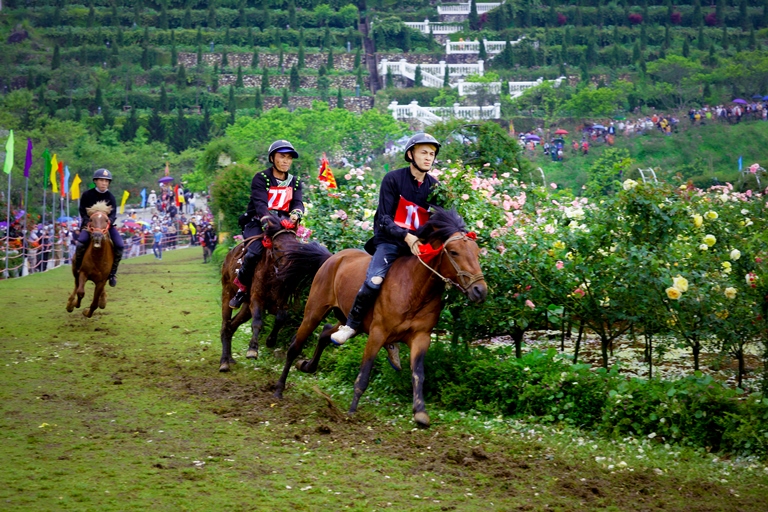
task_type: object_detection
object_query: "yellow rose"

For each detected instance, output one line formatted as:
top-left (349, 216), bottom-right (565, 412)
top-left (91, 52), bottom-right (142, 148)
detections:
top-left (705, 211), bottom-right (719, 220)
top-left (692, 214), bottom-right (703, 228)
top-left (672, 276), bottom-right (689, 292)
top-left (724, 287), bottom-right (737, 299)
top-left (666, 287), bottom-right (682, 300)
top-left (715, 310), bottom-right (730, 319)
top-left (703, 234), bottom-right (717, 247)
top-left (553, 241), bottom-right (566, 250)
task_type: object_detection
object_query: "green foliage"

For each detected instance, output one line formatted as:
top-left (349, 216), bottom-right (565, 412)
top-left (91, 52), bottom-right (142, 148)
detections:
top-left (584, 148), bottom-right (633, 196)
top-left (210, 163), bottom-right (254, 233)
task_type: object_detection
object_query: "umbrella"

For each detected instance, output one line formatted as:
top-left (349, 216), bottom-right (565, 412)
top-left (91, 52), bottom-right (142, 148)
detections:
top-left (524, 134), bottom-right (541, 141)
top-left (123, 220), bottom-right (139, 228)
top-left (732, 98), bottom-right (748, 104)
top-left (158, 176), bottom-right (174, 184)
top-left (57, 216), bottom-right (73, 222)
top-left (552, 137), bottom-right (565, 144)
top-left (762, 96), bottom-right (768, 101)
top-left (554, 129), bottom-right (569, 135)
top-left (14, 210), bottom-right (25, 220)
top-left (137, 220), bottom-right (150, 226)
top-left (592, 124), bottom-right (606, 130)
top-left (752, 94), bottom-right (764, 99)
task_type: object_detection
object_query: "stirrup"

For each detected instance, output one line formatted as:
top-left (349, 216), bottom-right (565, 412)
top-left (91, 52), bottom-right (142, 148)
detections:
top-left (384, 343), bottom-right (402, 372)
top-left (330, 325), bottom-right (356, 346)
top-left (229, 289), bottom-right (248, 309)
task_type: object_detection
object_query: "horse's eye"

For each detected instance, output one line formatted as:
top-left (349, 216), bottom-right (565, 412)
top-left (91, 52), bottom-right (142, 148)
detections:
top-left (450, 250), bottom-right (459, 257)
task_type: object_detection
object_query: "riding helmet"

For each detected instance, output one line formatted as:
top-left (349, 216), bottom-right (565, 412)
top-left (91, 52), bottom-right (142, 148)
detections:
top-left (404, 133), bottom-right (441, 163)
top-left (268, 140), bottom-right (299, 163)
top-left (93, 168), bottom-right (113, 181)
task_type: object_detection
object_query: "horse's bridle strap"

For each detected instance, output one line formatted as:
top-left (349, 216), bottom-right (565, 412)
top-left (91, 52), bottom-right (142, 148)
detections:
top-left (416, 233), bottom-right (485, 293)
top-left (87, 212), bottom-right (111, 236)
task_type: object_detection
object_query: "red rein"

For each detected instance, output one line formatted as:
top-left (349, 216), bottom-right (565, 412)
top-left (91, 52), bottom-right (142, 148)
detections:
top-left (88, 213), bottom-right (111, 236)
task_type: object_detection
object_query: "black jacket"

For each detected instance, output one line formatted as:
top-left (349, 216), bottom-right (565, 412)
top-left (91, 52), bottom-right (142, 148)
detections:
top-left (242, 167), bottom-right (304, 232)
top-left (79, 188), bottom-right (118, 229)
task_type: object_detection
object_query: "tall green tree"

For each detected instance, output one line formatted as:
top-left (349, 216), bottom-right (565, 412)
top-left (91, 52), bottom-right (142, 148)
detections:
top-left (159, 83), bottom-right (169, 113)
top-left (468, 0), bottom-right (479, 30)
top-left (414, 65), bottom-right (423, 87)
top-left (147, 107), bottom-right (165, 143)
top-left (252, 48), bottom-right (260, 69)
top-left (51, 44), bottom-right (61, 70)
top-left (336, 87), bottom-right (344, 109)
top-left (236, 65), bottom-right (244, 88)
top-left (281, 88), bottom-right (290, 107)
top-left (261, 67), bottom-right (270, 93)
top-left (120, 107), bottom-right (139, 142)
top-left (254, 89), bottom-right (263, 113)
top-left (289, 65), bottom-right (300, 92)
top-left (177, 64), bottom-right (187, 89)
top-left (169, 108), bottom-right (189, 153)
top-left (327, 48), bottom-right (334, 70)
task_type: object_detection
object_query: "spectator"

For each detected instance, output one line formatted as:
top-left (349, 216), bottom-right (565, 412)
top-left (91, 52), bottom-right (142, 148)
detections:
top-left (152, 227), bottom-right (163, 260)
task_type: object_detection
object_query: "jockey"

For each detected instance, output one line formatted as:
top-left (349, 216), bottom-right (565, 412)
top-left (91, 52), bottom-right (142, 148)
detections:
top-left (331, 132), bottom-right (441, 347)
top-left (229, 139), bottom-right (305, 309)
top-left (73, 168), bottom-right (124, 287)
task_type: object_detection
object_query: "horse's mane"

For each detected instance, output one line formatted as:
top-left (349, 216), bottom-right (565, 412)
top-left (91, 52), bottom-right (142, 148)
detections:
top-left (86, 201), bottom-right (113, 217)
top-left (415, 207), bottom-right (467, 244)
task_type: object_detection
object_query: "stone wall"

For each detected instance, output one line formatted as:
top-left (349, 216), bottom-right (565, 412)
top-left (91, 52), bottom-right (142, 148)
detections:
top-left (260, 95), bottom-right (374, 114)
top-left (178, 52), bottom-right (361, 71)
top-left (218, 74), bottom-right (370, 90)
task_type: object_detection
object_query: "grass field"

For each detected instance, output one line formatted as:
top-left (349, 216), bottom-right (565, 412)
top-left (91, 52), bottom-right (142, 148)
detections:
top-left (2, 248), bottom-right (768, 511)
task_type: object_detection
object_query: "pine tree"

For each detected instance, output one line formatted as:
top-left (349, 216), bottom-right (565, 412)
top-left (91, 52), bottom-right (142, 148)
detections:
top-left (177, 64), bottom-right (187, 89)
top-left (322, 27), bottom-right (331, 50)
top-left (288, 0), bottom-right (296, 27)
top-left (159, 2), bottom-right (168, 29)
top-left (749, 26), bottom-right (757, 49)
top-left (716, 0), bottom-right (725, 23)
top-left (336, 88), bottom-right (343, 109)
top-left (51, 44), bottom-right (60, 70)
top-left (290, 65), bottom-right (300, 92)
top-left (225, 27), bottom-right (231, 46)
top-left (722, 26), bottom-right (729, 50)
top-left (403, 28), bottom-right (411, 53)
top-left (198, 104), bottom-right (211, 142)
top-left (109, 43), bottom-right (120, 68)
top-left (327, 48), bottom-right (334, 70)
top-left (356, 66), bottom-right (364, 87)
top-left (254, 89), bottom-right (263, 112)
top-left (708, 43), bottom-right (717, 66)
top-left (468, 0), bottom-right (479, 30)
top-left (698, 24), bottom-right (706, 51)
top-left (386, 68), bottom-right (394, 88)
top-left (262, 6), bottom-right (271, 29)
top-left (159, 83), bottom-right (169, 113)
top-left (261, 67), bottom-right (270, 93)
top-left (227, 86), bottom-right (236, 124)
top-left (692, 0), bottom-right (702, 28)
top-left (208, 2), bottom-right (217, 29)
top-left (197, 45), bottom-right (203, 68)
top-left (196, 27), bottom-right (202, 46)
top-left (183, 6), bottom-right (192, 29)
top-left (354, 47), bottom-right (361, 69)
top-left (221, 49), bottom-right (228, 68)
top-left (559, 61), bottom-right (566, 77)
top-left (317, 76), bottom-right (330, 101)
top-left (683, 38), bottom-right (690, 58)
top-left (87, 2), bottom-right (95, 28)
top-left (171, 44), bottom-right (178, 68)
top-left (739, 0), bottom-right (749, 31)
top-left (297, 42), bottom-right (305, 69)
top-left (251, 48), bottom-right (259, 70)
top-left (640, 24), bottom-right (647, 51)
top-left (281, 88), bottom-right (290, 107)
top-left (279, 46), bottom-right (284, 72)
top-left (120, 107), bottom-right (139, 142)
top-left (169, 108), bottom-right (189, 153)
top-left (318, 64), bottom-right (327, 77)
top-left (141, 46), bottom-right (150, 70)
top-left (478, 39), bottom-right (487, 61)
top-left (238, 0), bottom-right (247, 27)
top-left (414, 65), bottom-right (423, 87)
top-left (443, 65), bottom-right (450, 87)
top-left (102, 103), bottom-right (114, 128)
top-left (632, 41), bottom-right (640, 63)
top-left (664, 24), bottom-right (671, 49)
top-left (236, 65), bottom-right (244, 88)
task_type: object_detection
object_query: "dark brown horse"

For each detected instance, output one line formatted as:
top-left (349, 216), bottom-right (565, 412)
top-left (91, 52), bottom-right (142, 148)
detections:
top-left (66, 202), bottom-right (114, 318)
top-left (219, 216), bottom-right (332, 372)
top-left (275, 208), bottom-right (488, 427)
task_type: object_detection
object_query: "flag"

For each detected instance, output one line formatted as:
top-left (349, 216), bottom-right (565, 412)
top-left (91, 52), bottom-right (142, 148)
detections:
top-left (384, 163), bottom-right (390, 172)
top-left (119, 190), bottom-right (130, 214)
top-left (3, 129), bottom-right (13, 174)
top-left (174, 184), bottom-right (180, 207)
top-left (70, 173), bottom-right (82, 200)
top-left (50, 154), bottom-right (59, 193)
top-left (42, 148), bottom-right (51, 188)
top-left (317, 152), bottom-right (337, 189)
top-left (738, 155), bottom-right (743, 171)
top-left (165, 161), bottom-right (170, 176)
top-left (23, 138), bottom-right (32, 178)
top-left (140, 188), bottom-right (147, 208)
top-left (64, 165), bottom-right (71, 197)
top-left (58, 161), bottom-right (65, 197)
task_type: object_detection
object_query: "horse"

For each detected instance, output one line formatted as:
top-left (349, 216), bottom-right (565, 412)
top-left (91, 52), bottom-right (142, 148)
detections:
top-left (274, 208), bottom-right (488, 427)
top-left (219, 215), bottom-right (332, 372)
top-left (66, 201), bottom-right (114, 318)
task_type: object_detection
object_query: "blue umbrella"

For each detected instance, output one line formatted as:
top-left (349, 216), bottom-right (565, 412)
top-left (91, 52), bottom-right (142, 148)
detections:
top-left (762, 96), bottom-right (768, 101)
top-left (57, 216), bottom-right (73, 222)
top-left (752, 94), bottom-right (764, 99)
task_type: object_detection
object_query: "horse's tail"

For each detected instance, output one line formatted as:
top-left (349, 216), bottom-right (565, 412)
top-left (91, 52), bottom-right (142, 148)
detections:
top-left (273, 241), bottom-right (332, 302)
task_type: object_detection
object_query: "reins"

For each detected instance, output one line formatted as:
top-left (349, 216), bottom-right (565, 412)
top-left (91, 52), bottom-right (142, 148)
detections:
top-left (87, 211), bottom-right (111, 236)
top-left (415, 233), bottom-right (485, 294)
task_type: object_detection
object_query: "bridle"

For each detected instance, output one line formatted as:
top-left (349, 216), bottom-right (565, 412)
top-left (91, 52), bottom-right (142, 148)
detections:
top-left (416, 233), bottom-right (485, 294)
top-left (87, 211), bottom-right (111, 236)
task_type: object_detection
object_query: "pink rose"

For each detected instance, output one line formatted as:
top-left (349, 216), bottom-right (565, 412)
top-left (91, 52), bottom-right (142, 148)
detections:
top-left (525, 300), bottom-right (535, 309)
top-left (556, 260), bottom-right (564, 270)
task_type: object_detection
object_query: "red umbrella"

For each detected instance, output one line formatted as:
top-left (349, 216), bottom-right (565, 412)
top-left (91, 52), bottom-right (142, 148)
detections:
top-left (554, 129), bottom-right (569, 135)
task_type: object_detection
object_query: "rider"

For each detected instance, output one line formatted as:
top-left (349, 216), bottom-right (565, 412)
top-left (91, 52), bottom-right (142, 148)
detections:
top-left (73, 168), bottom-right (124, 287)
top-left (330, 132), bottom-right (441, 346)
top-left (229, 139), bottom-right (305, 309)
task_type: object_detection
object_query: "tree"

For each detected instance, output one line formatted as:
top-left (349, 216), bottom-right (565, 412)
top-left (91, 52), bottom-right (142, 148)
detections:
top-left (228, 85), bottom-right (236, 113)
top-left (169, 108), bottom-right (189, 153)
top-left (87, 1), bottom-right (95, 28)
top-left (698, 24), bottom-right (706, 51)
top-left (386, 68), bottom-right (394, 88)
top-left (327, 48), bottom-right (334, 70)
top-left (176, 64), bottom-right (187, 89)
top-left (478, 39), bottom-right (487, 61)
top-left (356, 66), bottom-right (364, 88)
top-left (468, 0), bottom-right (479, 30)
top-left (147, 107), bottom-right (166, 143)
top-left (171, 44), bottom-right (178, 68)
top-left (722, 26), bottom-right (729, 51)
top-left (197, 45), bottom-right (203, 68)
top-left (158, 2), bottom-right (168, 29)
top-left (414, 64), bottom-right (423, 87)
top-left (261, 66), bottom-right (270, 93)
top-left (252, 48), bottom-right (260, 70)
top-left (289, 65), bottom-right (300, 92)
top-left (297, 41), bottom-right (305, 69)
top-left (159, 83), bottom-right (169, 113)
top-left (120, 107), bottom-right (139, 142)
top-left (109, 43), bottom-right (120, 68)
top-left (336, 88), bottom-right (344, 109)
top-left (354, 48), bottom-right (361, 69)
top-left (288, 0), bottom-right (296, 27)
top-left (443, 65), bottom-right (450, 88)
top-left (281, 88), bottom-right (290, 107)
top-left (682, 38), bottom-right (690, 58)
top-left (236, 65), bottom-right (244, 88)
top-left (221, 49), bottom-right (228, 68)
top-left (317, 75), bottom-right (330, 101)
top-left (208, 2), bottom-right (217, 29)
top-left (183, 6), bottom-right (192, 28)
top-left (254, 89), bottom-right (263, 113)
top-left (51, 44), bottom-right (60, 70)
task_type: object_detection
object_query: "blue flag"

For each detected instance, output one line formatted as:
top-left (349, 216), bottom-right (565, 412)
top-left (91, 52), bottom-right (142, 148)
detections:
top-left (140, 188), bottom-right (147, 208)
top-left (64, 165), bottom-right (71, 194)
top-left (738, 155), bottom-right (743, 171)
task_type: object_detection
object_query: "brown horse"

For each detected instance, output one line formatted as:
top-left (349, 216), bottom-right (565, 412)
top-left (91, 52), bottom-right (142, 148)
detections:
top-left (66, 202), bottom-right (114, 318)
top-left (275, 208), bottom-right (488, 427)
top-left (219, 216), bottom-right (332, 372)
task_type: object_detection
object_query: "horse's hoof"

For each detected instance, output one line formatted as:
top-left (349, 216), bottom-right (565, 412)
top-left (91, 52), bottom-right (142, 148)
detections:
top-left (273, 389), bottom-right (284, 399)
top-left (413, 411), bottom-right (430, 428)
top-left (219, 363), bottom-right (230, 372)
top-left (246, 348), bottom-right (259, 359)
top-left (295, 359), bottom-right (309, 372)
top-left (82, 309), bottom-right (92, 318)
top-left (66, 304), bottom-right (74, 313)
top-left (265, 338), bottom-right (277, 349)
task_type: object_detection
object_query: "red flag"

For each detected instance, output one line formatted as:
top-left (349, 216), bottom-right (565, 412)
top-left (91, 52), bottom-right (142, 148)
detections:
top-left (174, 184), bottom-right (180, 207)
top-left (58, 161), bottom-right (65, 197)
top-left (318, 153), bottom-right (337, 189)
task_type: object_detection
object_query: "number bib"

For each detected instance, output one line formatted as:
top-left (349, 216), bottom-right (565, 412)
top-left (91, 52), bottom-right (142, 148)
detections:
top-left (268, 186), bottom-right (293, 212)
top-left (393, 196), bottom-right (430, 231)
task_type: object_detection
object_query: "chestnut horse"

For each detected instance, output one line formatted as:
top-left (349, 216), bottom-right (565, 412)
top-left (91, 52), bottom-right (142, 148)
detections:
top-left (219, 216), bottom-right (332, 372)
top-left (66, 202), bottom-right (114, 318)
top-left (275, 208), bottom-right (488, 427)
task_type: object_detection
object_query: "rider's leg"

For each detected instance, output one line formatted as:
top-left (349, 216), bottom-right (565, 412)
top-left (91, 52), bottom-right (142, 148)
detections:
top-left (331, 243), bottom-right (400, 345)
top-left (229, 241), bottom-right (263, 309)
top-left (108, 227), bottom-right (124, 287)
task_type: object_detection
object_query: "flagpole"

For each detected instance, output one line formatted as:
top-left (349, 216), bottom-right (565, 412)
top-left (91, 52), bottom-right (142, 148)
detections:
top-left (4, 165), bottom-right (11, 278)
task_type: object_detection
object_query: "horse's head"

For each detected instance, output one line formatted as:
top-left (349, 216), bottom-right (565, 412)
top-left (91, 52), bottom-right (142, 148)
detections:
top-left (86, 201), bottom-right (113, 248)
top-left (416, 208), bottom-right (488, 304)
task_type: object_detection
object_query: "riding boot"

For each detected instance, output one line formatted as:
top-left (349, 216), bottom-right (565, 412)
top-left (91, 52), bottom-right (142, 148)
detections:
top-left (229, 242), bottom-right (263, 309)
top-left (108, 245), bottom-right (124, 287)
top-left (331, 282), bottom-right (380, 345)
top-left (73, 243), bottom-right (87, 275)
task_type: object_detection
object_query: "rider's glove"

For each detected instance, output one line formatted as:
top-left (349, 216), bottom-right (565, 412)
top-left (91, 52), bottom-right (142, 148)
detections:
top-left (404, 233), bottom-right (421, 257)
top-left (289, 210), bottom-right (302, 224)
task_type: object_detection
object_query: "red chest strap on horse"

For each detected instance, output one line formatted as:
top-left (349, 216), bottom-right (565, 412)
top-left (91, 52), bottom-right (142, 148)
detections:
top-left (416, 231), bottom-right (484, 294)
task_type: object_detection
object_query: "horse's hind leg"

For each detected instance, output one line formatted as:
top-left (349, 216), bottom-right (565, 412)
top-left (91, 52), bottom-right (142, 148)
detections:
top-left (265, 308), bottom-right (289, 349)
top-left (246, 303), bottom-right (265, 359)
top-left (295, 323), bottom-right (335, 374)
top-left (409, 333), bottom-right (432, 428)
top-left (219, 302), bottom-right (251, 372)
top-left (275, 316), bottom-right (330, 398)
top-left (66, 286), bottom-right (79, 312)
top-left (348, 337), bottom-right (381, 414)
top-left (98, 289), bottom-right (107, 309)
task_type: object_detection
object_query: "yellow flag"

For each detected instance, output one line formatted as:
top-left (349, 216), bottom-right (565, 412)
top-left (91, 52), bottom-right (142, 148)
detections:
top-left (119, 190), bottom-right (130, 214)
top-left (70, 174), bottom-right (82, 200)
top-left (50, 154), bottom-right (59, 193)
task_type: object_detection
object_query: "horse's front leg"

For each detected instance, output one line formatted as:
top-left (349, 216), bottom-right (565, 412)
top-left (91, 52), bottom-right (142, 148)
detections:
top-left (84, 281), bottom-right (106, 318)
top-left (265, 308), bottom-right (289, 348)
top-left (246, 302), bottom-right (264, 359)
top-left (409, 333), bottom-right (432, 427)
top-left (275, 319), bottom-right (327, 399)
top-left (219, 302), bottom-right (251, 372)
top-left (75, 272), bottom-right (86, 308)
top-left (295, 323), bottom-right (335, 374)
top-left (348, 329), bottom-right (384, 414)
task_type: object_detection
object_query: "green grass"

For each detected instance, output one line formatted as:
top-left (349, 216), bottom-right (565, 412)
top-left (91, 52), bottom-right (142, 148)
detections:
top-left (2, 248), bottom-right (768, 511)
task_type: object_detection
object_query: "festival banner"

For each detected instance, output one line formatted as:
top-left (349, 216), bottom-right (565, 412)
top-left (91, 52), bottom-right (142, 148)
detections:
top-left (63, 165), bottom-right (70, 198)
top-left (50, 154), bottom-right (59, 193)
top-left (119, 190), bottom-right (130, 214)
top-left (58, 160), bottom-right (65, 197)
top-left (317, 153), bottom-right (337, 189)
top-left (23, 138), bottom-right (32, 178)
top-left (140, 188), bottom-right (147, 209)
top-left (70, 174), bottom-right (82, 200)
top-left (173, 184), bottom-right (180, 207)
top-left (3, 130), bottom-right (13, 174)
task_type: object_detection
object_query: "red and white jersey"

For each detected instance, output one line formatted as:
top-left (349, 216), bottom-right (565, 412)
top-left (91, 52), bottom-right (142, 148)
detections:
top-left (393, 195), bottom-right (430, 231)
top-left (267, 186), bottom-right (293, 212)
